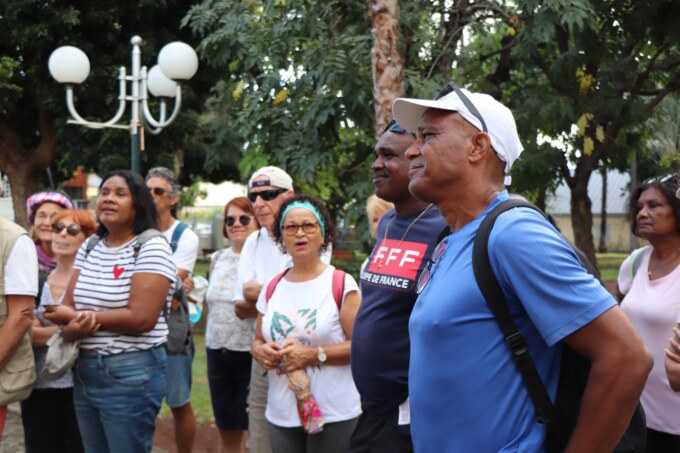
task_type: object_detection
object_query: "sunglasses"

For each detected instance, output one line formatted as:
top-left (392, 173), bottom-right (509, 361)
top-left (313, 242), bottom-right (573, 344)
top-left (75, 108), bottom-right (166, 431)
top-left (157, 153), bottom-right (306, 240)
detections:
top-left (148, 187), bottom-right (167, 196)
top-left (248, 188), bottom-right (288, 203)
top-left (52, 222), bottom-right (84, 237)
top-left (643, 173), bottom-right (680, 186)
top-left (383, 119), bottom-right (416, 137)
top-left (643, 173), bottom-right (680, 199)
top-left (282, 221), bottom-right (319, 236)
top-left (416, 238), bottom-right (448, 294)
top-left (225, 215), bottom-right (252, 227)
top-left (434, 82), bottom-right (488, 133)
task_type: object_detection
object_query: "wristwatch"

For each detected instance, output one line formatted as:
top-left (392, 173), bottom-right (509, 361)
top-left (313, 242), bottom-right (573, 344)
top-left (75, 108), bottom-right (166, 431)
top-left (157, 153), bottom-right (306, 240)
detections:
top-left (317, 346), bottom-right (327, 364)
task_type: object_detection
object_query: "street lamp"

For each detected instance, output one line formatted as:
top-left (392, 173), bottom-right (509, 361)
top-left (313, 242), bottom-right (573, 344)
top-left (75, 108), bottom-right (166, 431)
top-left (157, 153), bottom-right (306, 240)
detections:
top-left (48, 36), bottom-right (198, 173)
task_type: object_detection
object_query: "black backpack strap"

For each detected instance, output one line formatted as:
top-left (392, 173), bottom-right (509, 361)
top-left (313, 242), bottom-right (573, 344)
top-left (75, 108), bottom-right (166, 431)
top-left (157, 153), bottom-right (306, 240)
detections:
top-left (472, 198), bottom-right (555, 424)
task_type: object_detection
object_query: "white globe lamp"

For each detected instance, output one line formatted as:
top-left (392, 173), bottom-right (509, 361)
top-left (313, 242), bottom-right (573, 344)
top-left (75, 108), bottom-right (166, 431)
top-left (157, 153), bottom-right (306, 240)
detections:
top-left (157, 41), bottom-right (198, 81)
top-left (147, 65), bottom-right (178, 98)
top-left (48, 46), bottom-right (91, 84)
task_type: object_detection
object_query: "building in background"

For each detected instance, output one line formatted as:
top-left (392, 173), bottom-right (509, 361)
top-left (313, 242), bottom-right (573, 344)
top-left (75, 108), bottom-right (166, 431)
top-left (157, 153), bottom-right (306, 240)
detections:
top-left (546, 170), bottom-right (634, 252)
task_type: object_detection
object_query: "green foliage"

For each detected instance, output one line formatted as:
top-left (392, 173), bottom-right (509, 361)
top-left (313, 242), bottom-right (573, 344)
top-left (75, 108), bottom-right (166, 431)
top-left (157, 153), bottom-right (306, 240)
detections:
top-left (184, 0), bottom-right (375, 221)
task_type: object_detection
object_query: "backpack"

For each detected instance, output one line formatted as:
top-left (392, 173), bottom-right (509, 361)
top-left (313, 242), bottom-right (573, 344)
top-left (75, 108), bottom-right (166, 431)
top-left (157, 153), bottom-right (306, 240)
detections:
top-left (85, 228), bottom-right (192, 356)
top-left (471, 199), bottom-right (646, 453)
top-left (265, 268), bottom-right (346, 309)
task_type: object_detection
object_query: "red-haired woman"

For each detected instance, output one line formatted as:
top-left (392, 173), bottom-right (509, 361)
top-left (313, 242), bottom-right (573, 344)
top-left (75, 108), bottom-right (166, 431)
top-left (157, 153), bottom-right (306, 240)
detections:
top-left (205, 196), bottom-right (260, 453)
top-left (21, 209), bottom-right (96, 453)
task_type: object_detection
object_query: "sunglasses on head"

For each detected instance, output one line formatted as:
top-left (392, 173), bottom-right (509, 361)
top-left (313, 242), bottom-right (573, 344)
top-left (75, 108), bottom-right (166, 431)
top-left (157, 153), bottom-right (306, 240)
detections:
top-left (247, 188), bottom-right (288, 203)
top-left (643, 173), bottom-right (680, 186)
top-left (225, 215), bottom-right (252, 227)
top-left (148, 187), bottom-right (167, 196)
top-left (643, 173), bottom-right (680, 199)
top-left (434, 82), bottom-right (488, 133)
top-left (52, 222), bottom-right (83, 236)
top-left (383, 119), bottom-right (416, 137)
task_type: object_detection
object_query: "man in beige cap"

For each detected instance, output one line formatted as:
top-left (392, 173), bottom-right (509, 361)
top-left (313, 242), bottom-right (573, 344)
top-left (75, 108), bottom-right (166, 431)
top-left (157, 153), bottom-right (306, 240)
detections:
top-left (393, 82), bottom-right (651, 452)
top-left (234, 166), bottom-right (331, 453)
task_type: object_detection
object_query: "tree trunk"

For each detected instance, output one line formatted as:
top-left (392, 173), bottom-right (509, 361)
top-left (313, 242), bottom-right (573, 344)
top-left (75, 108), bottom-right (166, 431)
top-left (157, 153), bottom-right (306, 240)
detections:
top-left (0, 108), bottom-right (57, 229)
top-left (370, 0), bottom-right (405, 138)
top-left (598, 166), bottom-right (608, 253)
top-left (570, 173), bottom-right (598, 271)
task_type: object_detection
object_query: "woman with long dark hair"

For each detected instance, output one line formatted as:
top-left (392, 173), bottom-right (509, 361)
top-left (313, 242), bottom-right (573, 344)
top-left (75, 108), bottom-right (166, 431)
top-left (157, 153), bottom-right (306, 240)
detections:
top-left (45, 170), bottom-right (176, 452)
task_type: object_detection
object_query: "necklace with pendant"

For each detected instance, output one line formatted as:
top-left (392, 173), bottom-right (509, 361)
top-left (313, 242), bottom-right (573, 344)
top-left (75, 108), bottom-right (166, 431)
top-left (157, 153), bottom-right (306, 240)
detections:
top-left (377, 204), bottom-right (433, 268)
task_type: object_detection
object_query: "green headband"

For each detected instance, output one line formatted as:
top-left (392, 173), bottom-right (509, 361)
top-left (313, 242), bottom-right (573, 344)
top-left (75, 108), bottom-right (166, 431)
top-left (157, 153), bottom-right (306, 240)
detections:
top-left (279, 201), bottom-right (326, 237)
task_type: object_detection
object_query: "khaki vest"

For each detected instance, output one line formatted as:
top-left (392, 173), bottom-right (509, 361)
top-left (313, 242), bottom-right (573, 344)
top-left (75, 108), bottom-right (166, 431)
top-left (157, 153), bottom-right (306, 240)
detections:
top-left (0, 217), bottom-right (36, 405)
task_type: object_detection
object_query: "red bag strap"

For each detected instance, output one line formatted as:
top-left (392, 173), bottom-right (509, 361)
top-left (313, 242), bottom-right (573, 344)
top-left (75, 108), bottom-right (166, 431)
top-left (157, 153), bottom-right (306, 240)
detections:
top-left (265, 267), bottom-right (346, 309)
top-left (331, 269), bottom-right (346, 309)
top-left (265, 268), bottom-right (290, 303)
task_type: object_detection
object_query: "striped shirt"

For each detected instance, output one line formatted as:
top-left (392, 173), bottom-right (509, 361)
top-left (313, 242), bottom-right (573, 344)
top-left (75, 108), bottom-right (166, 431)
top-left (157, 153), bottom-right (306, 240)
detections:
top-left (73, 235), bottom-right (176, 355)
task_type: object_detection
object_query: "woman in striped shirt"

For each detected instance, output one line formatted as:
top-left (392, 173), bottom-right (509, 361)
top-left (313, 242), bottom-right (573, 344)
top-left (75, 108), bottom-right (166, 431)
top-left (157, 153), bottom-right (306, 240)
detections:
top-left (46, 170), bottom-right (176, 453)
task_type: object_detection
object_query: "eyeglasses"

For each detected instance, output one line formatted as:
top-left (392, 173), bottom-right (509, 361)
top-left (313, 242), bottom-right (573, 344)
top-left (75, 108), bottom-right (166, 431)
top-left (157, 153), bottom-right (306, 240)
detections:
top-left (225, 215), bottom-right (252, 227)
top-left (434, 82), bottom-right (488, 133)
top-left (383, 119), bottom-right (416, 137)
top-left (248, 188), bottom-right (288, 203)
top-left (148, 187), bottom-right (167, 197)
top-left (283, 221), bottom-right (319, 236)
top-left (416, 238), bottom-right (448, 294)
top-left (52, 222), bottom-right (83, 237)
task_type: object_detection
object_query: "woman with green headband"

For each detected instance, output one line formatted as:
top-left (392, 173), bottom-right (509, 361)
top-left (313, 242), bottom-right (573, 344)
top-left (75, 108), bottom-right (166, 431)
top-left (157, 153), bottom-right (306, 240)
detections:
top-left (251, 195), bottom-right (361, 453)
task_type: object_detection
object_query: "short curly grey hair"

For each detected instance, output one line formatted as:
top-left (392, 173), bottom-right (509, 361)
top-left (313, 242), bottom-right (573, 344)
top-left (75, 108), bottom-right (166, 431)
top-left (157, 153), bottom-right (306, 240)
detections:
top-left (146, 166), bottom-right (180, 197)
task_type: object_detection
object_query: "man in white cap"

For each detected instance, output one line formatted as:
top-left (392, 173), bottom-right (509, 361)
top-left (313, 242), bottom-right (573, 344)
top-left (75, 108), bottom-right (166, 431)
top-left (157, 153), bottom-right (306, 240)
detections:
top-left (392, 83), bottom-right (652, 452)
top-left (234, 165), bottom-right (331, 453)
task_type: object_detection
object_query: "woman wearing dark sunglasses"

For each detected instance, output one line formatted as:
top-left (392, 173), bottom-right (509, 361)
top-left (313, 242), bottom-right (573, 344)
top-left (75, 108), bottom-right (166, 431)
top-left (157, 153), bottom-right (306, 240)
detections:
top-left (204, 196), bottom-right (260, 452)
top-left (21, 209), bottom-right (96, 453)
top-left (617, 173), bottom-right (680, 451)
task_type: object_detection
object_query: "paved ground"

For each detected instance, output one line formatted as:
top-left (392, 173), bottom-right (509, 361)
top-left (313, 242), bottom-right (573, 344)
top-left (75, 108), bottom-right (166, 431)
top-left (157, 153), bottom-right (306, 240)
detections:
top-left (0, 404), bottom-right (172, 453)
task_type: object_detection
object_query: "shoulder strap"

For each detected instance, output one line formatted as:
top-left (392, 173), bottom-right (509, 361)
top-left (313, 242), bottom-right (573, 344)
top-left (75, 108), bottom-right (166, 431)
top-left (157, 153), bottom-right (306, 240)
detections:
top-left (170, 222), bottom-right (188, 254)
top-left (331, 269), bottom-right (346, 309)
top-left (630, 246), bottom-right (651, 280)
top-left (133, 228), bottom-right (163, 257)
top-left (472, 198), bottom-right (555, 424)
top-left (85, 234), bottom-right (102, 258)
top-left (265, 268), bottom-right (346, 310)
top-left (265, 268), bottom-right (291, 303)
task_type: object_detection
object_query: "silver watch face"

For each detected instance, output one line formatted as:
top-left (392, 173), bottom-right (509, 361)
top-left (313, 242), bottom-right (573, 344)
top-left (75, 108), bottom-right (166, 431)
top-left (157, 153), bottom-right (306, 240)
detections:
top-left (318, 348), bottom-right (327, 363)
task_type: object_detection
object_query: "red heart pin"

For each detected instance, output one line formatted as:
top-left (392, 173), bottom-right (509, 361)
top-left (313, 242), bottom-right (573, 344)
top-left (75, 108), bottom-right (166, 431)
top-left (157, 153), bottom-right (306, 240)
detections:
top-left (113, 265), bottom-right (125, 279)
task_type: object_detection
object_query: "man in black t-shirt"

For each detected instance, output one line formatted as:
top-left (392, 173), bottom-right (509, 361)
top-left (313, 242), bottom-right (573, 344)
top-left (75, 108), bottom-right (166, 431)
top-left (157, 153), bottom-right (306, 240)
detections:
top-left (350, 121), bottom-right (447, 453)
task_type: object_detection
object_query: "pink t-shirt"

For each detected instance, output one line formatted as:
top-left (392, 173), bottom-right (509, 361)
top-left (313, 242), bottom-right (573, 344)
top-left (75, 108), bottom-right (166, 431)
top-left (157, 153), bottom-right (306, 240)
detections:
top-left (618, 247), bottom-right (680, 435)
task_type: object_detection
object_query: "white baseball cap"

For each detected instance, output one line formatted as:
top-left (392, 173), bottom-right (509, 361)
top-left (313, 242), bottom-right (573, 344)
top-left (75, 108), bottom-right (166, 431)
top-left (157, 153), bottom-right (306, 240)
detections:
top-left (393, 86), bottom-right (524, 180)
top-left (248, 166), bottom-right (294, 190)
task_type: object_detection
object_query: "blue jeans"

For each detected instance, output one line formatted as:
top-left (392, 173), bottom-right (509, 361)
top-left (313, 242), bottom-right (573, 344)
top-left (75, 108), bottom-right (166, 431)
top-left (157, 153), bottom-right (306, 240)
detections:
top-left (73, 347), bottom-right (166, 453)
top-left (164, 341), bottom-right (194, 408)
